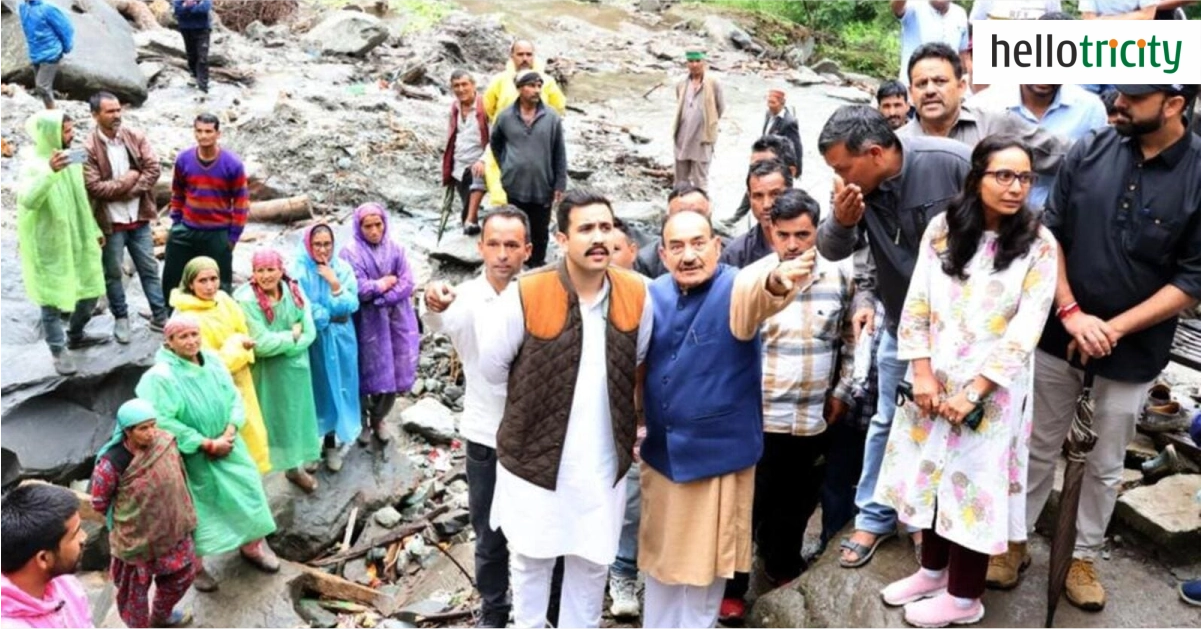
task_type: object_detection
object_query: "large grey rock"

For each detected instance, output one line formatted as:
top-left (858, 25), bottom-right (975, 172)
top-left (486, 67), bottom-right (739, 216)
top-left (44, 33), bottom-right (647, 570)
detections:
top-left (701, 15), bottom-right (740, 51)
top-left (0, 0), bottom-right (148, 105)
top-left (787, 66), bottom-right (830, 87)
top-left (265, 443), bottom-right (420, 561)
top-left (810, 58), bottom-right (842, 76)
top-left (1115, 473), bottom-right (1201, 562)
top-left (615, 200), bottom-right (665, 225)
top-left (762, 530), bottom-right (1201, 627)
top-left (429, 232), bottom-right (483, 267)
top-left (400, 398), bottom-right (457, 445)
top-left (303, 11), bottom-right (388, 57)
top-left (188, 554), bottom-right (308, 628)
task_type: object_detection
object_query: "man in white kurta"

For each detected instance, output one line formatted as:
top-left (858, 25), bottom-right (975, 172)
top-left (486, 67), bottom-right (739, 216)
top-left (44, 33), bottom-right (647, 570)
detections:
top-left (480, 193), bottom-right (653, 628)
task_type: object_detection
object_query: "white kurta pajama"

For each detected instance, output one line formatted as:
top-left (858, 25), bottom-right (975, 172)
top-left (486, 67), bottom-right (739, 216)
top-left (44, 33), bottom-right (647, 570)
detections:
top-left (875, 215), bottom-right (1058, 556)
top-left (481, 280), bottom-right (653, 628)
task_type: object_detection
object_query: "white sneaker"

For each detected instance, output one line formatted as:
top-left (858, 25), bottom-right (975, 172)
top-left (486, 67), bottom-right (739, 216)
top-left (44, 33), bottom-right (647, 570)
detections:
top-left (608, 573), bottom-right (640, 619)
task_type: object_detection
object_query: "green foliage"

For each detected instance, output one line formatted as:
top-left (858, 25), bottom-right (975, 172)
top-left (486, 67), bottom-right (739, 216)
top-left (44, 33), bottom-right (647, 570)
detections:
top-left (316, 0), bottom-right (450, 33)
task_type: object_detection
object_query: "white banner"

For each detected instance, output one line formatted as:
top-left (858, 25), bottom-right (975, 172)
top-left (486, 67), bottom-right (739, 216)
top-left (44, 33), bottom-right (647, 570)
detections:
top-left (972, 20), bottom-right (1201, 85)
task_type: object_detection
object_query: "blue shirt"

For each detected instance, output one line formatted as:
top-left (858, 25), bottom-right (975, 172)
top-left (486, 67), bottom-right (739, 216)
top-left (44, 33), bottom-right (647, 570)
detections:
top-left (973, 85), bottom-right (1109, 208)
top-left (18, 0), bottom-right (73, 65)
top-left (898, 1), bottom-right (969, 85)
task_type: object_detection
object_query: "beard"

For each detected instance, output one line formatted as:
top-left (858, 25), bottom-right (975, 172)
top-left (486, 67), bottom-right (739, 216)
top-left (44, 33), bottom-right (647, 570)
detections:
top-left (1114, 111), bottom-right (1164, 137)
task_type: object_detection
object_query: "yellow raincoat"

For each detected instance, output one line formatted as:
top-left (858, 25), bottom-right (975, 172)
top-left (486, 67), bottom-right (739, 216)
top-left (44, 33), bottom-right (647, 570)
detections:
top-left (169, 288), bottom-right (272, 473)
top-left (481, 59), bottom-right (567, 206)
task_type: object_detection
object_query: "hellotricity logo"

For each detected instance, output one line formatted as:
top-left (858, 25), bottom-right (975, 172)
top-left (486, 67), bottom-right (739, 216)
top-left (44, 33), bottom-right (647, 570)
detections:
top-left (973, 20), bottom-right (1201, 85)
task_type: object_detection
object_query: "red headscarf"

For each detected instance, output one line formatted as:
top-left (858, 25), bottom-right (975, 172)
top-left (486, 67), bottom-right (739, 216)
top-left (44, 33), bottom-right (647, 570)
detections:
top-left (249, 248), bottom-right (305, 324)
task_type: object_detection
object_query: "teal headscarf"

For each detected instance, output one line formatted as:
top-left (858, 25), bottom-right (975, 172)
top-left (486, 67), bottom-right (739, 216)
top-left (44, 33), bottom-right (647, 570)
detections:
top-left (98, 399), bottom-right (159, 459)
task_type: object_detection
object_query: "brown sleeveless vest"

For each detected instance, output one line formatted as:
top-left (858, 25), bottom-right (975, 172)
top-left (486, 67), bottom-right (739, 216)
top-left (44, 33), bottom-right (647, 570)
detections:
top-left (496, 263), bottom-right (646, 490)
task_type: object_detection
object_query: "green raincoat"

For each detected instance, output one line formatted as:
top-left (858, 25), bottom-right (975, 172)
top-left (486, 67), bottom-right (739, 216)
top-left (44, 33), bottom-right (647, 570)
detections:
top-left (135, 346), bottom-right (276, 556)
top-left (16, 110), bottom-right (104, 312)
top-left (233, 282), bottom-right (322, 471)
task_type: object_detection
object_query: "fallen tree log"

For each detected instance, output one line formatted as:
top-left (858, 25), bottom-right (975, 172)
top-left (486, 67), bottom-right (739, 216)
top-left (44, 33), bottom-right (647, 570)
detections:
top-left (249, 195), bottom-right (311, 223)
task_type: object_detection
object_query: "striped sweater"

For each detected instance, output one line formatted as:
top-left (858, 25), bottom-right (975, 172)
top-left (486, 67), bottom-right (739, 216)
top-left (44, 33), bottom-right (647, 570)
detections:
top-left (170, 147), bottom-right (249, 244)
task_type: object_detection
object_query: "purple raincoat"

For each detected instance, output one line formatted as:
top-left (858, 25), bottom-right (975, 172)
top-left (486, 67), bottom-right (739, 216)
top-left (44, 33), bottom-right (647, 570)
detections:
top-left (338, 203), bottom-right (419, 395)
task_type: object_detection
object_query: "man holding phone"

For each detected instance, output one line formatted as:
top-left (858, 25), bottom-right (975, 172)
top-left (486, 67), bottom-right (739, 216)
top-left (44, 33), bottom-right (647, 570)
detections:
top-left (16, 110), bottom-right (108, 375)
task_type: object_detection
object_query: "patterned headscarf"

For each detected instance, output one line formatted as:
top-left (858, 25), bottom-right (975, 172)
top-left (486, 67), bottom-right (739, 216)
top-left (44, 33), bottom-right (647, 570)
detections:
top-left (162, 313), bottom-right (201, 339)
top-left (250, 248), bottom-right (305, 324)
top-left (178, 256), bottom-right (220, 296)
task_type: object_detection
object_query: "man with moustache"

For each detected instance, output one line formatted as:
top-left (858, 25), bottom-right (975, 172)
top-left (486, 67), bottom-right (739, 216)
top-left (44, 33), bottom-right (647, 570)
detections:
top-left (424, 207), bottom-right (532, 628)
top-left (489, 71), bottom-right (567, 268)
top-left (442, 70), bottom-right (489, 235)
top-left (816, 105), bottom-right (970, 569)
top-left (898, 42), bottom-right (1070, 208)
top-left (84, 91), bottom-right (169, 342)
top-left (481, 190), bottom-right (652, 628)
top-left (721, 158), bottom-right (793, 269)
top-left (1000, 83), bottom-right (1201, 609)
top-left (720, 189), bottom-right (858, 619)
top-left (638, 210), bottom-right (815, 628)
top-left (635, 184), bottom-right (715, 279)
top-left (877, 80), bottom-right (911, 131)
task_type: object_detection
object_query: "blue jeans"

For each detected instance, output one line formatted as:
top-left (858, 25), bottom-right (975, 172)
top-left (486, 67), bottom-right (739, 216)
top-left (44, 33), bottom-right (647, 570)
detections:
top-left (40, 298), bottom-right (100, 353)
top-left (102, 224), bottom-right (168, 321)
top-left (853, 330), bottom-right (914, 535)
top-left (610, 463), bottom-right (641, 578)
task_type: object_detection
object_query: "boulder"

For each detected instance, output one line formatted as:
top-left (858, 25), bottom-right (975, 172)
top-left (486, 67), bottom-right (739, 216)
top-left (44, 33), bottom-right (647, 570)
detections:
top-left (302, 11), bottom-right (388, 57)
top-left (0, 0), bottom-right (148, 105)
top-left (638, 0), bottom-right (662, 12)
top-left (265, 442), bottom-right (420, 562)
top-left (810, 58), bottom-right (842, 76)
top-left (1114, 473), bottom-right (1201, 561)
top-left (429, 232), bottom-right (484, 267)
top-left (400, 398), bottom-right (457, 445)
top-left (787, 66), bottom-right (830, 87)
top-left (701, 15), bottom-right (740, 51)
top-left (615, 200), bottom-right (665, 225)
top-left (782, 33), bottom-right (816, 69)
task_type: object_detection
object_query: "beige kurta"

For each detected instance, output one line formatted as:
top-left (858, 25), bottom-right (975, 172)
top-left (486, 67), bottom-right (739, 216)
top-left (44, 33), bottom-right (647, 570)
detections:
top-left (637, 259), bottom-right (805, 586)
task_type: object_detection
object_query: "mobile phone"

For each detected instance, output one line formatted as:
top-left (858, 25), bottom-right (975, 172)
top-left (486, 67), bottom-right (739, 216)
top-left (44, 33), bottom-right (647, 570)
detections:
top-left (66, 148), bottom-right (87, 164)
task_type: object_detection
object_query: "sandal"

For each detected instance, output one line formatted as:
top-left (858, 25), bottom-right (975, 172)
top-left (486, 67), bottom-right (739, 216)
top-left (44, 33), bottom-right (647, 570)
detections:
top-left (839, 531), bottom-right (896, 568)
top-left (240, 540), bottom-right (281, 573)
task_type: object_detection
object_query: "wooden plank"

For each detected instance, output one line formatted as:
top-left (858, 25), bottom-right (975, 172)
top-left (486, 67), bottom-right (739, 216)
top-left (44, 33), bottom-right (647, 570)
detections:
top-left (286, 561), bottom-right (398, 616)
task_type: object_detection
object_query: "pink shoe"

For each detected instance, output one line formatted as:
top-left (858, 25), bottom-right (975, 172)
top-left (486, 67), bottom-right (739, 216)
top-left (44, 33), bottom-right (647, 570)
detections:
top-left (882, 570), bottom-right (949, 606)
top-left (903, 593), bottom-right (984, 628)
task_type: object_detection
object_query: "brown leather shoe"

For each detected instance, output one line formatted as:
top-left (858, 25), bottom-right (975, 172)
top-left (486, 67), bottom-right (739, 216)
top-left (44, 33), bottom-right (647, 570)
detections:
top-left (285, 468), bottom-right (318, 493)
top-left (985, 541), bottom-right (1031, 590)
top-left (1066, 558), bottom-right (1106, 611)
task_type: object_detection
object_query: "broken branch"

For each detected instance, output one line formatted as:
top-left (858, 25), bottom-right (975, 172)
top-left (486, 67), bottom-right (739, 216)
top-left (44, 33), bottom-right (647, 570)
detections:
top-left (249, 195), bottom-right (312, 223)
top-left (308, 504), bottom-right (451, 567)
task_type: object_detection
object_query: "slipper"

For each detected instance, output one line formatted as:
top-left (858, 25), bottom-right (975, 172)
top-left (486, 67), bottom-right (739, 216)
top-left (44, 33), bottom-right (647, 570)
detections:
top-left (839, 531), bottom-right (896, 568)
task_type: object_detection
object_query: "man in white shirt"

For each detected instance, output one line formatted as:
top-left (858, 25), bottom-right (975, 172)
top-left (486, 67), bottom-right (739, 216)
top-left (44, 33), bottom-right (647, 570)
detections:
top-left (480, 190), bottom-right (653, 628)
top-left (423, 207), bottom-right (532, 628)
top-left (892, 1), bottom-right (969, 86)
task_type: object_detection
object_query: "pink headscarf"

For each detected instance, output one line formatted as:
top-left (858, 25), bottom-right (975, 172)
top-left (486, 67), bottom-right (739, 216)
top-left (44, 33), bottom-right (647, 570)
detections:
top-left (249, 248), bottom-right (305, 324)
top-left (162, 313), bottom-right (201, 339)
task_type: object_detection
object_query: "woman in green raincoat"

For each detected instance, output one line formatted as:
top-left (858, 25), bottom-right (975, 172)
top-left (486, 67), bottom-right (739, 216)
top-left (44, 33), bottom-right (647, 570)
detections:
top-left (16, 109), bottom-right (106, 375)
top-left (234, 248), bottom-right (322, 493)
top-left (134, 314), bottom-right (279, 593)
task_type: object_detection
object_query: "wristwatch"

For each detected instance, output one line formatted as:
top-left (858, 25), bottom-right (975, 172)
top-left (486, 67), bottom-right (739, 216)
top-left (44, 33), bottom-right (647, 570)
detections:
top-left (965, 388), bottom-right (984, 405)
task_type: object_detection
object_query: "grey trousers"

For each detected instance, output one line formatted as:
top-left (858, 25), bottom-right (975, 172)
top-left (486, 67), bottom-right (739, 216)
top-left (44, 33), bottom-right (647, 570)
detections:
top-left (1025, 349), bottom-right (1149, 559)
top-left (34, 61), bottom-right (60, 107)
top-left (674, 159), bottom-right (711, 192)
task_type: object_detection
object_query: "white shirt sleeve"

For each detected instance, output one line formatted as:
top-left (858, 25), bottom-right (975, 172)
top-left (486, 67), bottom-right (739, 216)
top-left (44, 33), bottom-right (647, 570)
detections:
top-left (636, 286), bottom-right (654, 366)
top-left (478, 283), bottom-right (525, 388)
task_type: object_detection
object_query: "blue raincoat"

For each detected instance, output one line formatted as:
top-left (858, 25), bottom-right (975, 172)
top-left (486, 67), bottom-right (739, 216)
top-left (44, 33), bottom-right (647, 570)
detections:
top-left (291, 224), bottom-right (362, 444)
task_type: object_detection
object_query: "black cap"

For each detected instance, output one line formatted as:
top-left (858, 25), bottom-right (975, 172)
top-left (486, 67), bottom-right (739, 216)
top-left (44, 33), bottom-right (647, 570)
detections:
top-left (514, 71), bottom-right (543, 88)
top-left (1115, 84), bottom-right (1199, 98)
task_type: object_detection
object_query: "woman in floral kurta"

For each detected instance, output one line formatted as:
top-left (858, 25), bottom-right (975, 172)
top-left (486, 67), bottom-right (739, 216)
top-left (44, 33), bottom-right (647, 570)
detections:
top-left (875, 137), bottom-right (1058, 627)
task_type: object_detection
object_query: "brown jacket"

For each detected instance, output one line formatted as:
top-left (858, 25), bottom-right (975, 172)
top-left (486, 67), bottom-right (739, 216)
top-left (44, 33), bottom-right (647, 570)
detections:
top-left (496, 263), bottom-right (647, 490)
top-left (83, 126), bottom-right (161, 235)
